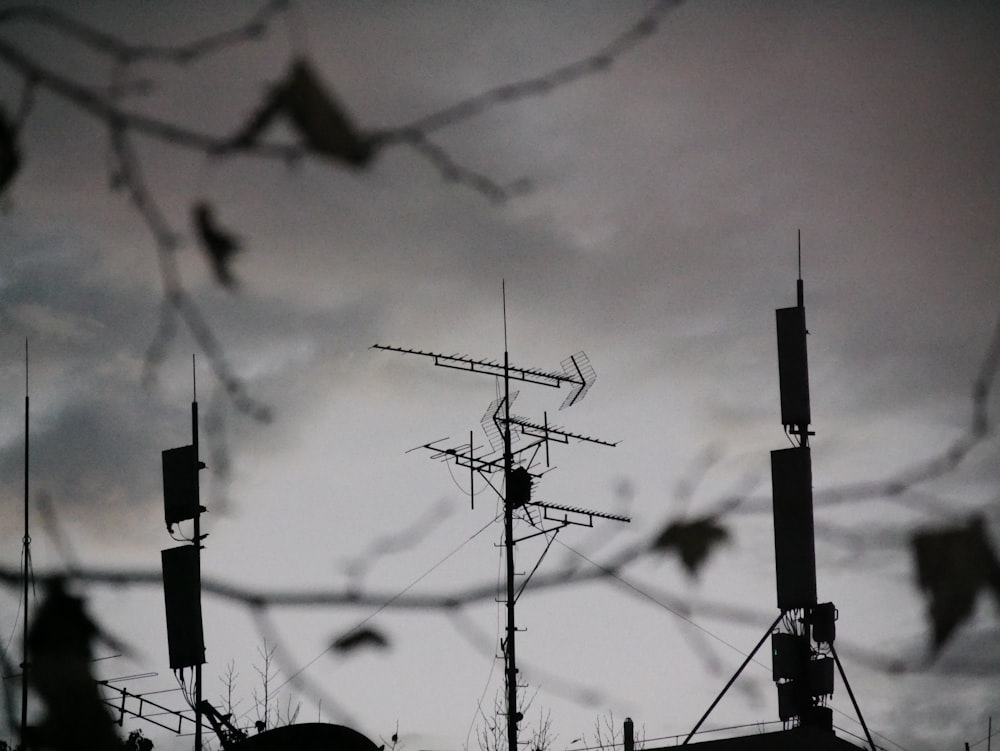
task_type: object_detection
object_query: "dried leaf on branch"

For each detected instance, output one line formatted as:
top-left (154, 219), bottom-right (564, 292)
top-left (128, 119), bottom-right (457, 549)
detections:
top-left (911, 515), bottom-right (1000, 651)
top-left (650, 515), bottom-right (730, 578)
top-left (193, 200), bottom-right (242, 289)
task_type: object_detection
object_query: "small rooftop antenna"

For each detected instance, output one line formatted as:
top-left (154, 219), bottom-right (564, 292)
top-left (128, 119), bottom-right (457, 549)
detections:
top-left (21, 340), bottom-right (30, 748)
top-left (502, 279), bottom-right (509, 353)
top-left (160, 354), bottom-right (208, 751)
top-left (373, 286), bottom-right (627, 751)
top-left (797, 229), bottom-right (804, 308)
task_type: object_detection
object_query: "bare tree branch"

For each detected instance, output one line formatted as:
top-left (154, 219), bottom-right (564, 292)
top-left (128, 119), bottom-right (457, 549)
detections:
top-left (0, 0), bottom-right (679, 420)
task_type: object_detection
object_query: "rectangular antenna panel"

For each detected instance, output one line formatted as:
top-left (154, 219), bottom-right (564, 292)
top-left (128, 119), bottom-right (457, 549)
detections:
top-left (507, 466), bottom-right (532, 507)
top-left (803, 706), bottom-right (834, 731)
top-left (771, 447), bottom-right (817, 610)
top-left (771, 632), bottom-right (806, 681)
top-left (776, 306), bottom-right (811, 428)
top-left (808, 656), bottom-right (835, 696)
top-left (162, 544), bottom-right (205, 669)
top-left (811, 601), bottom-right (837, 644)
top-left (162, 445), bottom-right (201, 527)
top-left (776, 680), bottom-right (803, 721)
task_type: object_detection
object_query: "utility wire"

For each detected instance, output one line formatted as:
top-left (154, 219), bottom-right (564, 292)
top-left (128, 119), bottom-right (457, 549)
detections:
top-left (553, 537), bottom-right (766, 670)
top-left (271, 512), bottom-right (502, 696)
top-left (464, 538), bottom-right (506, 751)
top-left (553, 539), bottom-right (914, 751)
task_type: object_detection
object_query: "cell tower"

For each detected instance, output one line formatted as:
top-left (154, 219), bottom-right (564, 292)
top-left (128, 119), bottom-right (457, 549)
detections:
top-left (160, 362), bottom-right (208, 751)
top-left (373, 291), bottom-right (628, 751)
top-left (769, 254), bottom-right (836, 730)
top-left (681, 243), bottom-right (875, 750)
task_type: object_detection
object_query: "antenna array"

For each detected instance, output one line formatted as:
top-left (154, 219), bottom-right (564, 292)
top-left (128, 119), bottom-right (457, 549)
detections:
top-left (373, 304), bottom-right (627, 751)
top-left (682, 243), bottom-right (876, 750)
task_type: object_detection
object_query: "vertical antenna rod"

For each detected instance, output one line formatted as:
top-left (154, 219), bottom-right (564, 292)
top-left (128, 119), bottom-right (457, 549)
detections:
top-left (192, 357), bottom-right (203, 751)
top-left (502, 279), bottom-right (508, 353)
top-left (502, 283), bottom-right (518, 751)
top-left (21, 341), bottom-right (30, 749)
top-left (797, 229), bottom-right (804, 308)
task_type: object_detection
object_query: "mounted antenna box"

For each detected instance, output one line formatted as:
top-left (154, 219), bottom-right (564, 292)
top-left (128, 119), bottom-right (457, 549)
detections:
top-left (771, 447), bottom-right (817, 610)
top-left (776, 680), bottom-right (804, 721)
top-left (162, 445), bottom-right (205, 527)
top-left (508, 466), bottom-right (532, 507)
top-left (771, 632), bottom-right (807, 681)
top-left (810, 601), bottom-right (837, 644)
top-left (802, 705), bottom-right (833, 731)
top-left (808, 656), bottom-right (834, 696)
top-left (776, 306), bottom-right (810, 429)
top-left (161, 544), bottom-right (205, 669)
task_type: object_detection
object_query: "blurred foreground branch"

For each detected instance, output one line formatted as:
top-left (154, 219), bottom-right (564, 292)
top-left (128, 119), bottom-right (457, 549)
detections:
top-left (0, 1), bottom-right (680, 417)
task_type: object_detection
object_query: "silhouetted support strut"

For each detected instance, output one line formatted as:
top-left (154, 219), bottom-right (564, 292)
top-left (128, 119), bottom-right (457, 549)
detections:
top-left (831, 645), bottom-right (876, 751)
top-left (682, 613), bottom-right (783, 745)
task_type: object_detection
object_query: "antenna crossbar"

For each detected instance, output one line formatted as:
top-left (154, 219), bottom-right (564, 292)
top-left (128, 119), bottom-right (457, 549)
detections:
top-left (527, 499), bottom-right (631, 524)
top-left (372, 344), bottom-right (583, 390)
top-left (510, 416), bottom-right (618, 448)
top-left (425, 433), bottom-right (608, 475)
top-left (100, 682), bottom-right (203, 736)
top-left (423, 440), bottom-right (505, 474)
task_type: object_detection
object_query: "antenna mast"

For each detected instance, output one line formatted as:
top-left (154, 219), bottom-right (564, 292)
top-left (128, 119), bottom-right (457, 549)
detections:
top-left (684, 239), bottom-right (875, 747)
top-left (770, 240), bottom-right (874, 747)
top-left (501, 302), bottom-right (518, 751)
top-left (160, 356), bottom-right (208, 751)
top-left (191, 360), bottom-right (203, 751)
top-left (21, 341), bottom-right (30, 749)
top-left (374, 289), bottom-right (627, 751)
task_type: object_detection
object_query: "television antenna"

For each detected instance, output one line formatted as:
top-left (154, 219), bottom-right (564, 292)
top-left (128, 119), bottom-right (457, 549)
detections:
top-left (373, 289), bottom-right (628, 751)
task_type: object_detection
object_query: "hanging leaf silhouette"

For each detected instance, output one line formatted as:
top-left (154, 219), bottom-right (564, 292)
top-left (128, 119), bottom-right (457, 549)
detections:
top-left (650, 514), bottom-right (730, 578)
top-left (911, 515), bottom-right (1000, 651)
top-left (193, 200), bottom-right (241, 289)
top-left (228, 58), bottom-right (377, 168)
top-left (26, 579), bottom-right (122, 751)
top-left (0, 105), bottom-right (21, 196)
top-left (331, 625), bottom-right (390, 654)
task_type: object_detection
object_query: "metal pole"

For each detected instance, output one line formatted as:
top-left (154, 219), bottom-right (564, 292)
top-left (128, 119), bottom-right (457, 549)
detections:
top-left (830, 645), bottom-right (875, 751)
top-left (192, 399), bottom-right (203, 751)
top-left (682, 613), bottom-right (783, 745)
top-left (503, 349), bottom-right (518, 751)
top-left (21, 343), bottom-right (30, 750)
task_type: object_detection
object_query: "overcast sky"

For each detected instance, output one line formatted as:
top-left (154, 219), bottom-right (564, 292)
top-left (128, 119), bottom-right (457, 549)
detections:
top-left (0, 2), bottom-right (998, 750)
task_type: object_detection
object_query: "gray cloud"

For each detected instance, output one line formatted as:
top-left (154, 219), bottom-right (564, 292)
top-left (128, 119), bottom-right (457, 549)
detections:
top-left (0, 3), bottom-right (997, 749)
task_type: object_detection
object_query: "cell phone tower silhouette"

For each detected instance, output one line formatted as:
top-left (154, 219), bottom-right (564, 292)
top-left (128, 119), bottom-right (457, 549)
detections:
top-left (681, 236), bottom-right (875, 750)
top-left (160, 358), bottom-right (208, 750)
top-left (373, 285), bottom-right (628, 751)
